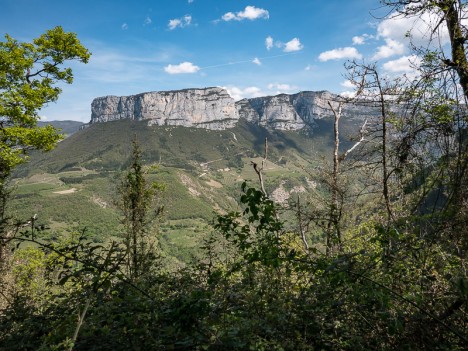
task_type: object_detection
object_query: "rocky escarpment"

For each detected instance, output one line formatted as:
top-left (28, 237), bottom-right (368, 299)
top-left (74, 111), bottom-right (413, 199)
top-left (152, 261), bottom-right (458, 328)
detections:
top-left (90, 87), bottom-right (238, 130)
top-left (88, 87), bottom-right (376, 131)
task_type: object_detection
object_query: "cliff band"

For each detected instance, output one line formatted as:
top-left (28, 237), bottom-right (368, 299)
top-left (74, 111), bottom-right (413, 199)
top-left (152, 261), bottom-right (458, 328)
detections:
top-left (89, 87), bottom-right (373, 130)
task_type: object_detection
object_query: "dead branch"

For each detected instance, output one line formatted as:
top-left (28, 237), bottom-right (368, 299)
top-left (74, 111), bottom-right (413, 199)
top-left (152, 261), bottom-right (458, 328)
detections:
top-left (296, 195), bottom-right (310, 252)
top-left (343, 119), bottom-right (368, 160)
top-left (251, 137), bottom-right (268, 197)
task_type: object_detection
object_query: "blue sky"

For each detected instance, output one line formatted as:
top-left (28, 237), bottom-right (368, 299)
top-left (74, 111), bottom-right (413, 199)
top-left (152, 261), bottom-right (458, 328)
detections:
top-left (1, 0), bottom-right (433, 122)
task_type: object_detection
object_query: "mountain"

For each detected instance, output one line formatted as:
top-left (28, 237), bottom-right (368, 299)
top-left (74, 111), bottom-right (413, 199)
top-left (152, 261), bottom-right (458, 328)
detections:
top-left (11, 88), bottom-right (374, 265)
top-left (88, 87), bottom-right (376, 131)
top-left (38, 120), bottom-right (85, 136)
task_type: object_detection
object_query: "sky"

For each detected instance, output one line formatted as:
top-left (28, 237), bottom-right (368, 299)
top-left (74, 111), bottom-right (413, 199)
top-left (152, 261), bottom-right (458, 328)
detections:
top-left (0, 0), bottom-right (440, 122)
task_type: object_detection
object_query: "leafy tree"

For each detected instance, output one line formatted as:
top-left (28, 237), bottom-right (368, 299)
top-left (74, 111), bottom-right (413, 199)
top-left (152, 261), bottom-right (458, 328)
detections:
top-left (0, 26), bottom-right (90, 178)
top-left (0, 27), bottom-right (90, 263)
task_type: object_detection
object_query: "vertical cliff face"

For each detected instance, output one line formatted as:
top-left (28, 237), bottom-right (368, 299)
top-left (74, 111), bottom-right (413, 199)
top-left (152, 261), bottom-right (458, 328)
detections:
top-left (291, 91), bottom-right (339, 124)
top-left (236, 91), bottom-right (357, 130)
top-left (245, 94), bottom-right (305, 130)
top-left (89, 87), bottom-right (375, 131)
top-left (90, 87), bottom-right (239, 130)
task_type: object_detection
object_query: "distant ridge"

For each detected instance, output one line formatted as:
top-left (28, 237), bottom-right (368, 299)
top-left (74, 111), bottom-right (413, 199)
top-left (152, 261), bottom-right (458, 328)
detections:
top-left (87, 87), bottom-right (376, 131)
top-left (38, 120), bottom-right (85, 136)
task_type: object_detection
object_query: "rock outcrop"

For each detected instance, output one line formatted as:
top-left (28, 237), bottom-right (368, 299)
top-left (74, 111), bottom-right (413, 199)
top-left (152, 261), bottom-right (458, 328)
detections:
top-left (90, 87), bottom-right (238, 130)
top-left (243, 94), bottom-right (305, 130)
top-left (88, 87), bottom-right (376, 131)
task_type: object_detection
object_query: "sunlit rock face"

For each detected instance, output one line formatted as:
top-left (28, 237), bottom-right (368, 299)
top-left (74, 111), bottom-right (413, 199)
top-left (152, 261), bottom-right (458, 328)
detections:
top-left (89, 88), bottom-right (374, 131)
top-left (241, 94), bottom-right (305, 130)
top-left (90, 87), bottom-right (239, 130)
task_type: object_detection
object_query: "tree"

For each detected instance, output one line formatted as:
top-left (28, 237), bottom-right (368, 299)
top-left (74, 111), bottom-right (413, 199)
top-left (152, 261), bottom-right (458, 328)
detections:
top-left (0, 26), bottom-right (90, 263)
top-left (383, 0), bottom-right (468, 99)
top-left (0, 26), bottom-right (90, 177)
top-left (117, 138), bottom-right (164, 280)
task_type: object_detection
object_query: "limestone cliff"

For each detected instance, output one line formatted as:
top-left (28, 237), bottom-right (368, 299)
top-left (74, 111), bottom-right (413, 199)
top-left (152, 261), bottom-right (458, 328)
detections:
top-left (90, 87), bottom-right (238, 130)
top-left (243, 94), bottom-right (305, 130)
top-left (89, 87), bottom-right (375, 131)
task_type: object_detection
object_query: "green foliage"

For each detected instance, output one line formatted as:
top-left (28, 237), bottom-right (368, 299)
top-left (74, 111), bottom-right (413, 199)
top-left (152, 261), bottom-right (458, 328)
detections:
top-left (215, 182), bottom-right (290, 268)
top-left (1, 6), bottom-right (468, 350)
top-left (117, 137), bottom-right (164, 280)
top-left (0, 26), bottom-right (90, 176)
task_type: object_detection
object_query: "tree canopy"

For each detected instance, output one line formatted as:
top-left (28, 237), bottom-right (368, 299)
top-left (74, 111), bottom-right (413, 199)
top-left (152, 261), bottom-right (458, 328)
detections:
top-left (0, 26), bottom-right (90, 177)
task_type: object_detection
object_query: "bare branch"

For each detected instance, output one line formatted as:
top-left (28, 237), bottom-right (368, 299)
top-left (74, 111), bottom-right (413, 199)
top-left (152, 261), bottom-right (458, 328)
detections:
top-left (251, 137), bottom-right (268, 197)
top-left (343, 119), bottom-right (368, 160)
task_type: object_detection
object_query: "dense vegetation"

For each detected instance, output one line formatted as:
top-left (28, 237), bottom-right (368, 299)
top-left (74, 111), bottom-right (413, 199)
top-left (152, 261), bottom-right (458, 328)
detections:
top-left (1, 1), bottom-right (467, 350)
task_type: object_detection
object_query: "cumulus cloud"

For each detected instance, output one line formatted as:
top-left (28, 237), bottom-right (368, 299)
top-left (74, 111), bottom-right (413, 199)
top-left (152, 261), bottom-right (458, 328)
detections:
top-left (340, 80), bottom-right (355, 89)
top-left (221, 6), bottom-right (269, 21)
top-left (252, 57), bottom-right (262, 65)
top-left (223, 86), bottom-right (265, 100)
top-left (164, 62), bottom-right (200, 74)
top-left (318, 47), bottom-right (362, 61)
top-left (121, 23), bottom-right (128, 30)
top-left (352, 33), bottom-right (373, 45)
top-left (376, 10), bottom-right (454, 47)
top-left (267, 83), bottom-right (298, 94)
top-left (340, 91), bottom-right (356, 98)
top-left (283, 38), bottom-right (303, 52)
top-left (168, 19), bottom-right (182, 30)
top-left (221, 12), bottom-right (236, 21)
top-left (352, 36), bottom-right (365, 45)
top-left (372, 38), bottom-right (405, 60)
top-left (168, 15), bottom-right (192, 30)
top-left (305, 65), bottom-right (314, 71)
top-left (267, 37), bottom-right (303, 52)
top-left (144, 16), bottom-right (152, 25)
top-left (382, 55), bottom-right (421, 73)
top-left (265, 36), bottom-right (273, 50)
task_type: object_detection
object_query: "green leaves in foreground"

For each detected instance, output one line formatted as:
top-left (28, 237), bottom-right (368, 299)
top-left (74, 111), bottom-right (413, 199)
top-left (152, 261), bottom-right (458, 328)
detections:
top-left (0, 26), bottom-right (90, 175)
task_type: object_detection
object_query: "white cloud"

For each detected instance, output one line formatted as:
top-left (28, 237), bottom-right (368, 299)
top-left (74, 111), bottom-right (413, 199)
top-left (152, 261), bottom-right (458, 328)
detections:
top-left (352, 33), bottom-right (373, 45)
top-left (265, 36), bottom-right (273, 50)
top-left (352, 36), bottom-right (365, 45)
top-left (164, 62), bottom-right (200, 74)
top-left (188, 0), bottom-right (194, 3)
top-left (267, 83), bottom-right (297, 94)
top-left (222, 12), bottom-right (236, 21)
top-left (318, 47), bottom-right (362, 61)
top-left (267, 37), bottom-right (303, 52)
top-left (382, 55), bottom-right (421, 73)
top-left (121, 23), bottom-right (128, 30)
top-left (376, 10), bottom-right (453, 47)
top-left (168, 19), bottom-right (181, 30)
top-left (340, 91), bottom-right (356, 98)
top-left (305, 65), bottom-right (314, 71)
top-left (252, 57), bottom-right (262, 65)
top-left (284, 38), bottom-right (303, 52)
top-left (168, 15), bottom-right (192, 30)
top-left (340, 80), bottom-right (355, 89)
top-left (144, 16), bottom-right (152, 25)
top-left (223, 86), bottom-right (265, 100)
top-left (372, 38), bottom-right (405, 60)
top-left (221, 6), bottom-right (269, 21)
top-left (184, 15), bottom-right (192, 22)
